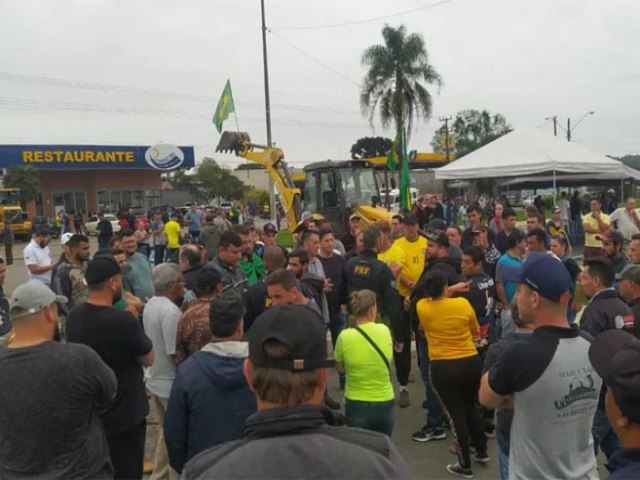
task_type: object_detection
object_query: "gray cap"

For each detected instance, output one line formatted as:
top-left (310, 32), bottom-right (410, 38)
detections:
top-left (9, 281), bottom-right (67, 320)
top-left (616, 264), bottom-right (640, 284)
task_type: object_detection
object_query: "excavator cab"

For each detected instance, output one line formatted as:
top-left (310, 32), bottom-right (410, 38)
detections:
top-left (303, 160), bottom-right (386, 236)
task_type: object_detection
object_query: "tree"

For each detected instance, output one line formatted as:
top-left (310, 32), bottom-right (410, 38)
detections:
top-left (165, 158), bottom-right (247, 204)
top-left (236, 163), bottom-right (265, 170)
top-left (360, 24), bottom-right (442, 136)
top-left (431, 109), bottom-right (512, 158)
top-left (244, 187), bottom-right (269, 207)
top-left (3, 165), bottom-right (40, 208)
top-left (350, 136), bottom-right (392, 159)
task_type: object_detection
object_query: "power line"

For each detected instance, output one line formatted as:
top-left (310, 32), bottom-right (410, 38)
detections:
top-left (269, 31), bottom-right (361, 87)
top-left (272, 0), bottom-right (452, 31)
top-left (0, 71), bottom-right (363, 117)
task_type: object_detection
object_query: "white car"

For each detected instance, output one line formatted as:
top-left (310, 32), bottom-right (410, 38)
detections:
top-left (84, 214), bottom-right (121, 235)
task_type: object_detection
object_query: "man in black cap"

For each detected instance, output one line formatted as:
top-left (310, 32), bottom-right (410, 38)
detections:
top-left (66, 255), bottom-right (155, 480)
top-left (0, 281), bottom-right (116, 479)
top-left (617, 264), bottom-right (640, 338)
top-left (589, 330), bottom-right (640, 478)
top-left (181, 304), bottom-right (410, 479)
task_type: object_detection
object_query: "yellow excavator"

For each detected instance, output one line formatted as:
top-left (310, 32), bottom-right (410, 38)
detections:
top-left (216, 131), bottom-right (393, 235)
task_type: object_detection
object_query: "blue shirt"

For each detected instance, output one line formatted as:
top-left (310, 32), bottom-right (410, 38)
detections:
top-left (496, 252), bottom-right (521, 305)
top-left (185, 211), bottom-right (203, 232)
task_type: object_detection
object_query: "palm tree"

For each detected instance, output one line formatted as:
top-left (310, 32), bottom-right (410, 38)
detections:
top-left (360, 24), bottom-right (442, 135)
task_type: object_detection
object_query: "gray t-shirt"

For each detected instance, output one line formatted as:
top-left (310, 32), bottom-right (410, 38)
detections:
top-left (125, 252), bottom-right (155, 301)
top-left (185, 210), bottom-right (203, 232)
top-left (0, 341), bottom-right (116, 479)
top-left (152, 219), bottom-right (167, 246)
top-left (489, 326), bottom-right (601, 480)
top-left (143, 296), bottom-right (182, 398)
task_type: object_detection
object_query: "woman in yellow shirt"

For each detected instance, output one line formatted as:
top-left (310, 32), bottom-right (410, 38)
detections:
top-left (334, 289), bottom-right (394, 436)
top-left (416, 270), bottom-right (488, 478)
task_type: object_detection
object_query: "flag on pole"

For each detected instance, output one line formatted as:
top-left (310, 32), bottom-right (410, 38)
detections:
top-left (386, 128), bottom-right (401, 171)
top-left (213, 80), bottom-right (235, 133)
top-left (399, 127), bottom-right (411, 210)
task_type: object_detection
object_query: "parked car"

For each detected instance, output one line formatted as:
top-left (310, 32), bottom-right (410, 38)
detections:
top-left (32, 216), bottom-right (59, 238)
top-left (84, 214), bottom-right (121, 235)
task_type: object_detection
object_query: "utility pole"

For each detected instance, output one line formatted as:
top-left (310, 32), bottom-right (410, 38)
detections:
top-left (567, 117), bottom-right (571, 142)
top-left (552, 116), bottom-right (557, 136)
top-left (439, 116), bottom-right (452, 161)
top-left (260, 0), bottom-right (277, 224)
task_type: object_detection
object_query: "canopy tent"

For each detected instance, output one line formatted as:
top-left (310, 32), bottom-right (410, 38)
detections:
top-left (499, 173), bottom-right (635, 190)
top-left (434, 128), bottom-right (640, 181)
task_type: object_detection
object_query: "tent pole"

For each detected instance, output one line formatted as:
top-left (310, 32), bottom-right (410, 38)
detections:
top-left (553, 170), bottom-right (557, 205)
top-left (621, 177), bottom-right (624, 205)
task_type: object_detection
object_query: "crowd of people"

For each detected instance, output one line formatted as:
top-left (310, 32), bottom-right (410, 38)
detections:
top-left (1, 190), bottom-right (640, 479)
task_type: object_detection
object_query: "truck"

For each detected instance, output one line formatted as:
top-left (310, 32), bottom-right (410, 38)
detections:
top-left (0, 188), bottom-right (33, 241)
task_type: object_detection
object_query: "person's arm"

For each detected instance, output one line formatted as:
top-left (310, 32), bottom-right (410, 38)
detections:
top-left (334, 332), bottom-right (345, 373)
top-left (467, 301), bottom-right (480, 336)
top-left (164, 375), bottom-right (189, 474)
top-left (119, 312), bottom-right (155, 366)
top-left (162, 309), bottom-right (181, 362)
top-left (81, 346), bottom-right (118, 408)
top-left (379, 265), bottom-right (405, 343)
top-left (479, 372), bottom-right (513, 409)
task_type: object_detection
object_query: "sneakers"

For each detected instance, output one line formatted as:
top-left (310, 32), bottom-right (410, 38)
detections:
top-left (474, 452), bottom-right (490, 464)
top-left (398, 389), bottom-right (411, 408)
top-left (412, 426), bottom-right (447, 442)
top-left (446, 461), bottom-right (473, 479)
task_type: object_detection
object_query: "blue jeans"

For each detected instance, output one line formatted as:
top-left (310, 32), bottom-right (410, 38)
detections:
top-left (593, 407), bottom-right (624, 472)
top-left (345, 399), bottom-right (395, 436)
top-left (417, 336), bottom-right (444, 428)
top-left (329, 312), bottom-right (346, 350)
top-left (499, 448), bottom-right (509, 480)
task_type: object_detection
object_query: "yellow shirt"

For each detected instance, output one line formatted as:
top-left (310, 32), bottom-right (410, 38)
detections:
top-left (378, 243), bottom-right (406, 282)
top-left (583, 212), bottom-right (611, 248)
top-left (417, 297), bottom-right (479, 361)
top-left (165, 219), bottom-right (181, 249)
top-left (393, 235), bottom-right (427, 297)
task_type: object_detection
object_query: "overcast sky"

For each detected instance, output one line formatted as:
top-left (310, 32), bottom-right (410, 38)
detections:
top-left (1, 0), bottom-right (639, 169)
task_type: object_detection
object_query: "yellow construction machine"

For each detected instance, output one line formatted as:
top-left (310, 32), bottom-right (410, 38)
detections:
top-left (0, 188), bottom-right (32, 241)
top-left (216, 131), bottom-right (393, 235)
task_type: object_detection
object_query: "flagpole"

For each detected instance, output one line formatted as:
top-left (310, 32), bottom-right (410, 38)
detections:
top-left (261, 0), bottom-right (277, 225)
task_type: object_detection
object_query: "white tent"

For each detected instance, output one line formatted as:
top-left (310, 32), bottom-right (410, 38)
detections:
top-left (435, 128), bottom-right (640, 181)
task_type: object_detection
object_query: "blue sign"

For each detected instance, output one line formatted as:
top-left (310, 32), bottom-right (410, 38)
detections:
top-left (0, 144), bottom-right (195, 170)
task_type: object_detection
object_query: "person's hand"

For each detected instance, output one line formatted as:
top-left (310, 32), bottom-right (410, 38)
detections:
top-left (403, 296), bottom-right (411, 311)
top-left (389, 262), bottom-right (402, 277)
top-left (125, 292), bottom-right (144, 314)
top-left (323, 278), bottom-right (333, 293)
top-left (449, 281), bottom-right (472, 294)
top-left (394, 342), bottom-right (404, 353)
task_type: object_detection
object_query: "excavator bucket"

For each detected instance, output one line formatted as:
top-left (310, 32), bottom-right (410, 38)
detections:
top-left (216, 131), bottom-right (251, 155)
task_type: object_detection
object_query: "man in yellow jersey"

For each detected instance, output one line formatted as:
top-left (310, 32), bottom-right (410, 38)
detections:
top-left (164, 213), bottom-right (182, 264)
top-left (391, 213), bottom-right (428, 408)
top-left (583, 197), bottom-right (611, 259)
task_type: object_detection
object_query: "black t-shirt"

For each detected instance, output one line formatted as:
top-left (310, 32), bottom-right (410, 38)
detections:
top-left (66, 302), bottom-right (153, 435)
top-left (96, 219), bottom-right (113, 238)
top-left (0, 342), bottom-right (116, 478)
top-left (319, 254), bottom-right (345, 315)
top-left (463, 272), bottom-right (496, 324)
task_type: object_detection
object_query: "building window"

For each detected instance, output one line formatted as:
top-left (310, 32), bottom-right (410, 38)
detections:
top-left (52, 191), bottom-right (87, 216)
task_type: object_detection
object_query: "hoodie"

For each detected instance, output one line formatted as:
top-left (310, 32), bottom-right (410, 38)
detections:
top-left (164, 342), bottom-right (257, 473)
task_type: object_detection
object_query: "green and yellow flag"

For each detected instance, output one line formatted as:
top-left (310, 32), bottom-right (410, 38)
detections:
top-left (399, 127), bottom-right (411, 210)
top-left (213, 80), bottom-right (235, 133)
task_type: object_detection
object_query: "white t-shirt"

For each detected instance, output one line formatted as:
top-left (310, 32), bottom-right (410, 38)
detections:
top-left (23, 240), bottom-right (52, 285)
top-left (557, 199), bottom-right (571, 221)
top-left (610, 207), bottom-right (640, 240)
top-left (142, 296), bottom-right (182, 398)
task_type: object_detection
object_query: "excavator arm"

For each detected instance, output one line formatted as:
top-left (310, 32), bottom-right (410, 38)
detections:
top-left (216, 131), bottom-right (301, 229)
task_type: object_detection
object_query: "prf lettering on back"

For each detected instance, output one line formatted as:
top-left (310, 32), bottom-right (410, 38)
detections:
top-left (354, 265), bottom-right (371, 277)
top-left (22, 150), bottom-right (136, 164)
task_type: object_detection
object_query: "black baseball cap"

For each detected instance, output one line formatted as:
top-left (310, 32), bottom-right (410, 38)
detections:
top-left (249, 304), bottom-right (335, 371)
top-left (85, 255), bottom-right (129, 285)
top-left (426, 230), bottom-right (449, 248)
top-left (403, 213), bottom-right (418, 225)
top-left (263, 223), bottom-right (277, 235)
top-left (589, 330), bottom-right (640, 425)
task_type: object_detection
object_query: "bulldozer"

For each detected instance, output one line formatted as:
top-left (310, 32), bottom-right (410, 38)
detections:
top-left (0, 188), bottom-right (32, 241)
top-left (216, 131), bottom-right (393, 236)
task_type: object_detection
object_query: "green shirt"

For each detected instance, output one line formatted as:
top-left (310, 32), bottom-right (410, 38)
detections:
top-left (334, 322), bottom-right (394, 402)
top-left (240, 253), bottom-right (265, 286)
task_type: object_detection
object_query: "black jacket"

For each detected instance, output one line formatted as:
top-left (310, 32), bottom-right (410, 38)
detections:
top-left (580, 289), bottom-right (634, 338)
top-left (625, 297), bottom-right (640, 339)
top-left (342, 250), bottom-right (404, 338)
top-left (182, 405), bottom-right (410, 480)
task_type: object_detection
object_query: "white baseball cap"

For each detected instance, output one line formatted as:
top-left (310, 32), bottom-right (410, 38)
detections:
top-left (60, 232), bottom-right (74, 246)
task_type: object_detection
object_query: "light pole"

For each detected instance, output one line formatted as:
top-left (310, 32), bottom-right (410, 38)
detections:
top-left (567, 111), bottom-right (595, 142)
top-left (545, 115), bottom-right (558, 136)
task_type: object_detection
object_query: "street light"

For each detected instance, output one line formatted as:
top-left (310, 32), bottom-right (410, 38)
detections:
top-left (567, 111), bottom-right (595, 142)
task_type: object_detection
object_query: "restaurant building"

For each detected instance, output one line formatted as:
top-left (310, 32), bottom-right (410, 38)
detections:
top-left (0, 144), bottom-right (195, 217)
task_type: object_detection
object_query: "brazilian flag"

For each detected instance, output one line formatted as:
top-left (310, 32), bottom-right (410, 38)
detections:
top-left (387, 127), bottom-right (411, 210)
top-left (213, 80), bottom-right (235, 133)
